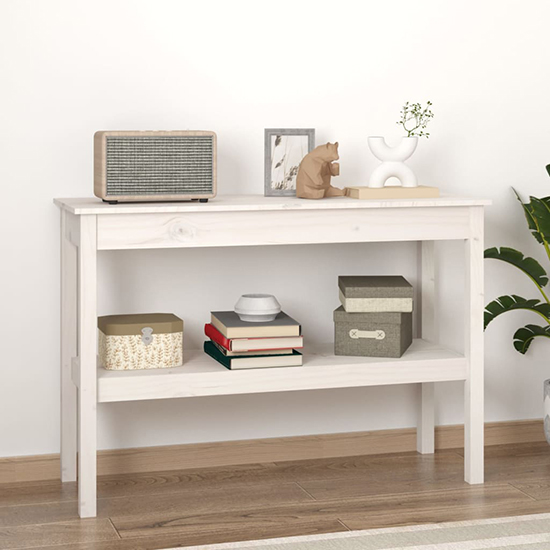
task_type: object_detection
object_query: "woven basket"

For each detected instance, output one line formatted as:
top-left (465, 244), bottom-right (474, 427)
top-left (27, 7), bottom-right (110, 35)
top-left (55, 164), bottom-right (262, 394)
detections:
top-left (98, 313), bottom-right (183, 370)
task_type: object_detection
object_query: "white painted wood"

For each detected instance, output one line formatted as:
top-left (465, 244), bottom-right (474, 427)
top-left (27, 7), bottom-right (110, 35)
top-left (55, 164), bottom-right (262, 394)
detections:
top-left (464, 207), bottom-right (485, 484)
top-left (97, 207), bottom-right (472, 250)
top-left (54, 195), bottom-right (492, 216)
top-left (71, 357), bottom-right (80, 389)
top-left (97, 340), bottom-right (467, 403)
top-left (420, 241), bottom-right (438, 343)
top-left (55, 194), bottom-right (489, 517)
top-left (77, 215), bottom-right (98, 518)
top-left (60, 211), bottom-right (78, 483)
top-left (417, 241), bottom-right (437, 454)
top-left (417, 383), bottom-right (435, 454)
top-left (64, 209), bottom-right (80, 247)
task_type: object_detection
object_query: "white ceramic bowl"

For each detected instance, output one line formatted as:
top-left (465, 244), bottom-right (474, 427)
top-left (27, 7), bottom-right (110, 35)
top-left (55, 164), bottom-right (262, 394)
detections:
top-left (234, 294), bottom-right (281, 322)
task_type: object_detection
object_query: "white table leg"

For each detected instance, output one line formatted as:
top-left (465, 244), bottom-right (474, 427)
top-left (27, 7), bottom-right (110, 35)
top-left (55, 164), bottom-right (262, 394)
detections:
top-left (60, 211), bottom-right (77, 482)
top-left (417, 382), bottom-right (435, 454)
top-left (77, 215), bottom-right (98, 517)
top-left (465, 207), bottom-right (484, 484)
top-left (417, 241), bottom-right (437, 454)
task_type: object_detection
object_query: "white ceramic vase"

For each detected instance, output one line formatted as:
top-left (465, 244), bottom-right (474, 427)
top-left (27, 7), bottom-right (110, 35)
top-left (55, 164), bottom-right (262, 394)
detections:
top-left (368, 136), bottom-right (418, 188)
top-left (545, 379), bottom-right (550, 445)
top-left (234, 294), bottom-right (281, 322)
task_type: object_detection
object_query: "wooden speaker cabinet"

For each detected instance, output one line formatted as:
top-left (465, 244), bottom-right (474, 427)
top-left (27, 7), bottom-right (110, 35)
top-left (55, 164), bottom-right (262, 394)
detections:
top-left (94, 131), bottom-right (217, 203)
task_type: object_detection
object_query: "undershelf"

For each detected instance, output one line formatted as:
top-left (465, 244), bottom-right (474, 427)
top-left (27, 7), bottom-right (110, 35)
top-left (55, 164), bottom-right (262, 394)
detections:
top-left (96, 340), bottom-right (466, 403)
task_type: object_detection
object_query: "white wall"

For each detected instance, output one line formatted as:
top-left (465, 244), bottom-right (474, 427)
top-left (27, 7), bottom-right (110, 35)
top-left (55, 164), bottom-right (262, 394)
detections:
top-left (2, 0), bottom-right (550, 457)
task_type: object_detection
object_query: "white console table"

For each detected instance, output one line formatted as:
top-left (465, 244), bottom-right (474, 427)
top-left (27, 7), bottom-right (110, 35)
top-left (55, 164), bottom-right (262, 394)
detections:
top-left (55, 194), bottom-right (489, 518)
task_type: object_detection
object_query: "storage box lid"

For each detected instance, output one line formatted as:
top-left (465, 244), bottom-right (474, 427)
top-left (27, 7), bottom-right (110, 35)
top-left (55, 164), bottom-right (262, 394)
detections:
top-left (333, 306), bottom-right (407, 325)
top-left (338, 276), bottom-right (413, 299)
top-left (98, 313), bottom-right (183, 335)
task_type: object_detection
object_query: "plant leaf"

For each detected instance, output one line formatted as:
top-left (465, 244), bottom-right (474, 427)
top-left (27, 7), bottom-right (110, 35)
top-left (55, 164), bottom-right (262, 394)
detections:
top-left (530, 196), bottom-right (550, 243)
top-left (484, 295), bottom-right (550, 329)
top-left (513, 324), bottom-right (550, 354)
top-left (513, 188), bottom-right (544, 245)
top-left (484, 247), bottom-right (549, 287)
top-left (513, 188), bottom-right (550, 247)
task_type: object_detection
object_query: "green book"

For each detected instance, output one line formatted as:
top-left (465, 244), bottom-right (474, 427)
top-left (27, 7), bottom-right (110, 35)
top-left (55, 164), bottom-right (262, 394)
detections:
top-left (204, 341), bottom-right (302, 370)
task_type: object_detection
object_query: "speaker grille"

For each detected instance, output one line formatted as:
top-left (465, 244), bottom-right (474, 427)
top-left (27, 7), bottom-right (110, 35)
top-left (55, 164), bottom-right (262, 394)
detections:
top-left (105, 135), bottom-right (214, 196)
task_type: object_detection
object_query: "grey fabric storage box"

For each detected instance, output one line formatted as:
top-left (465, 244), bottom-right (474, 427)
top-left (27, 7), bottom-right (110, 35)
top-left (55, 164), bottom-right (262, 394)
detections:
top-left (333, 306), bottom-right (413, 358)
top-left (338, 275), bottom-right (414, 313)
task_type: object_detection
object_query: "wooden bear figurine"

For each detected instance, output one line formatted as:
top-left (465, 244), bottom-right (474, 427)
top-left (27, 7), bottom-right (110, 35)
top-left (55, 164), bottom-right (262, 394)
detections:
top-left (296, 142), bottom-right (346, 199)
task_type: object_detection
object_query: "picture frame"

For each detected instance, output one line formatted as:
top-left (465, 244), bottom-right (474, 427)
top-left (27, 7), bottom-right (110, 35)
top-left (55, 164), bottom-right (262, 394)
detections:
top-left (264, 128), bottom-right (315, 197)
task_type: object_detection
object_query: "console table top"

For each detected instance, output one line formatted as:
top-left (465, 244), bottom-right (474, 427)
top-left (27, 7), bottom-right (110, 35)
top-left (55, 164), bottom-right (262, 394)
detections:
top-left (54, 194), bottom-right (491, 215)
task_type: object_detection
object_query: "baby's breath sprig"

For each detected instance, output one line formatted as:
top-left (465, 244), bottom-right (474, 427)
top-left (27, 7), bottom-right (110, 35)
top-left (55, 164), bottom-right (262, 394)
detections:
top-left (397, 101), bottom-right (434, 138)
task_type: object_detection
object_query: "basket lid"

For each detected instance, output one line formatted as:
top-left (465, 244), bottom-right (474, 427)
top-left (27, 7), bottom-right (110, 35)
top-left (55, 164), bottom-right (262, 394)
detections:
top-left (98, 313), bottom-right (183, 336)
top-left (338, 276), bottom-right (413, 299)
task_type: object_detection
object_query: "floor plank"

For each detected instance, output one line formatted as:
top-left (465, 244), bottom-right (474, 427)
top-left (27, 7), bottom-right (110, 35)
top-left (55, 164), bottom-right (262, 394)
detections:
top-left (0, 464), bottom-right (289, 509)
top-left (456, 441), bottom-right (550, 460)
top-left (0, 519), bottom-right (118, 550)
top-left (271, 449), bottom-right (465, 483)
top-left (0, 480), bottom-right (77, 508)
top-left (111, 484), bottom-right (531, 539)
top-left (95, 462), bottom-right (289, 499)
top-left (0, 482), bottom-right (311, 528)
top-left (340, 499), bottom-right (550, 530)
top-left (299, 473), bottom-right (470, 501)
top-left (15, 518), bottom-right (346, 550)
top-left (511, 481), bottom-right (550, 501)
top-left (1, 442), bottom-right (549, 549)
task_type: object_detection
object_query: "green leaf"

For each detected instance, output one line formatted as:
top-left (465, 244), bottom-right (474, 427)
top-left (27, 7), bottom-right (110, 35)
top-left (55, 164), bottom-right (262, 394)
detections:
top-left (530, 197), bottom-right (550, 243)
top-left (484, 247), bottom-right (548, 287)
top-left (513, 188), bottom-right (550, 248)
top-left (484, 295), bottom-right (550, 329)
top-left (513, 188), bottom-right (543, 244)
top-left (513, 324), bottom-right (550, 354)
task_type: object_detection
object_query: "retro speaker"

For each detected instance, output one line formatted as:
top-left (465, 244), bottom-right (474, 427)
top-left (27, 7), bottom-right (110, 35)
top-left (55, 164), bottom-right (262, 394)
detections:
top-left (94, 131), bottom-right (217, 203)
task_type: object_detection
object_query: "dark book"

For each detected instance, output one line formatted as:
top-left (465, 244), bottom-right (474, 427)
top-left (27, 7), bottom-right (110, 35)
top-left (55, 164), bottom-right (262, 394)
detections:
top-left (203, 341), bottom-right (303, 370)
top-left (211, 340), bottom-right (293, 357)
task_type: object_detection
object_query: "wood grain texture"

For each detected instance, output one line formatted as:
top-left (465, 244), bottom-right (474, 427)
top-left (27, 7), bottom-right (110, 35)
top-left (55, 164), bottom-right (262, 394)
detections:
top-left (511, 481), bottom-right (550, 500)
top-left (16, 520), bottom-right (346, 550)
top-left (55, 194), bottom-right (490, 517)
top-left (1, 442), bottom-right (548, 549)
top-left (110, 484), bottom-right (530, 539)
top-left (0, 462), bottom-right (15, 484)
top-left (417, 241), bottom-right (437, 454)
top-left (60, 210), bottom-right (78, 482)
top-left (97, 340), bottom-right (467, 403)
top-left (96, 207), bottom-right (473, 250)
top-left (0, 420), bottom-right (544, 484)
top-left (54, 194), bottom-right (492, 216)
top-left (340, 499), bottom-right (550, 530)
top-left (77, 215), bottom-right (98, 518)
top-left (464, 206), bottom-right (485, 484)
top-left (0, 519), bottom-right (118, 550)
top-left (0, 482), bottom-right (312, 529)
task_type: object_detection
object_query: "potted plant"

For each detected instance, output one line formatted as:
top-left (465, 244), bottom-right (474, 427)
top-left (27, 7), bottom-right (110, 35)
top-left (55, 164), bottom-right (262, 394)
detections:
top-left (368, 101), bottom-right (434, 188)
top-left (484, 167), bottom-right (550, 444)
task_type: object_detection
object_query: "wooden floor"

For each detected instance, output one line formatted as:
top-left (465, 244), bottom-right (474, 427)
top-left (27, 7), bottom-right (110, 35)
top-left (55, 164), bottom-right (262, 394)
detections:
top-left (1, 442), bottom-right (550, 550)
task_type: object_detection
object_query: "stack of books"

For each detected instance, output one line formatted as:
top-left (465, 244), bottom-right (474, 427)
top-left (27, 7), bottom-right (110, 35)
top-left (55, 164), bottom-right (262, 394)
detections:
top-left (204, 311), bottom-right (303, 370)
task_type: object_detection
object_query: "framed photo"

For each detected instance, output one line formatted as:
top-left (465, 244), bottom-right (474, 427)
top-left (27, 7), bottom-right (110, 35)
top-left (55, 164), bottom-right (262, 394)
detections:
top-left (264, 128), bottom-right (315, 196)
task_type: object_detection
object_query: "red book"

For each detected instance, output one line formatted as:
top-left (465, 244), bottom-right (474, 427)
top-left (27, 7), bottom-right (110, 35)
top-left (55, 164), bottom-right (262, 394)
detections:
top-left (204, 324), bottom-right (303, 353)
